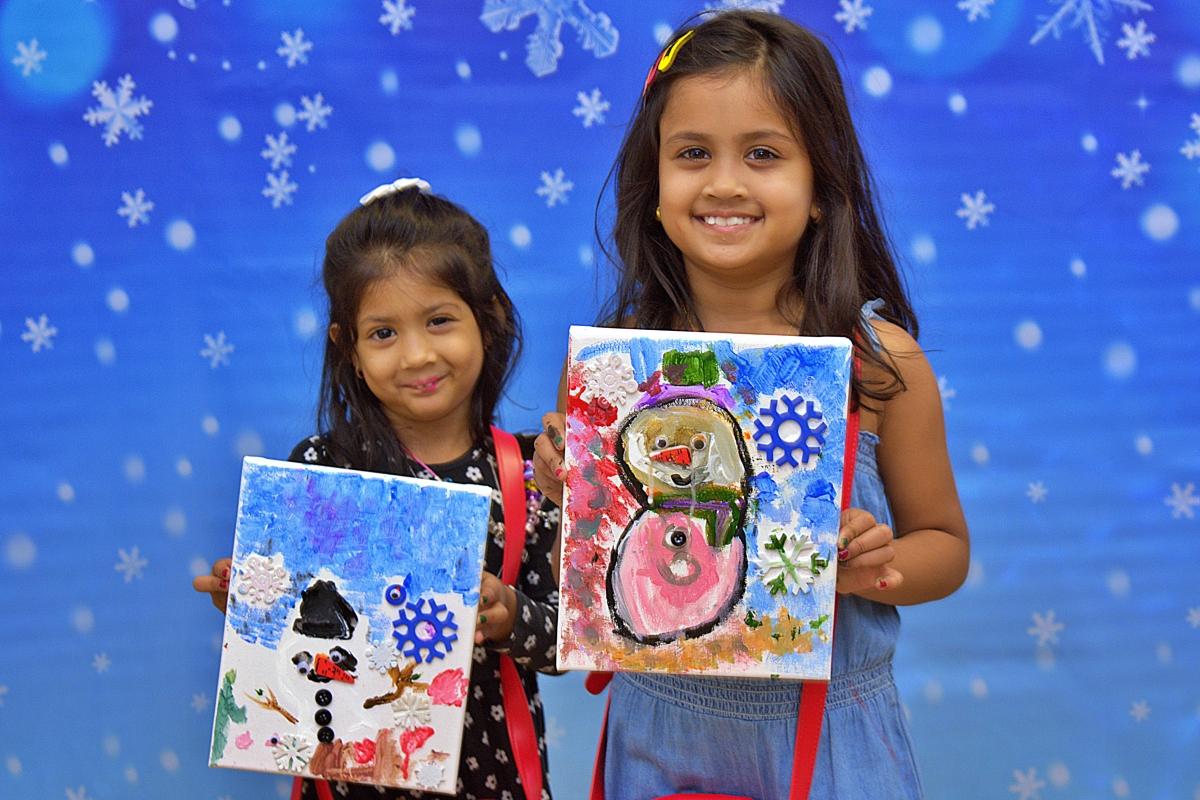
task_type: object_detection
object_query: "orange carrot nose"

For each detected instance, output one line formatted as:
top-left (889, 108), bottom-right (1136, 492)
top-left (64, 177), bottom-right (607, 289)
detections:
top-left (650, 446), bottom-right (691, 467)
top-left (313, 653), bottom-right (355, 684)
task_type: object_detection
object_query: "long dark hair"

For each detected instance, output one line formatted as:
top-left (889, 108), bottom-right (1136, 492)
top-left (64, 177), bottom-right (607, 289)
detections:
top-left (599, 10), bottom-right (916, 404)
top-left (317, 187), bottom-right (520, 472)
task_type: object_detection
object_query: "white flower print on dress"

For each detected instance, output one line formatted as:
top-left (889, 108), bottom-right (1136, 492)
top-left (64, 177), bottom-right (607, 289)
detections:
top-left (466, 465), bottom-right (483, 482)
top-left (235, 553), bottom-right (290, 607)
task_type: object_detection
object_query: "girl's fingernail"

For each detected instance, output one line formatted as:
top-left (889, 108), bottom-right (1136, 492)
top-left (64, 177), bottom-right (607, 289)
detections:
top-left (546, 424), bottom-right (563, 447)
top-left (220, 580), bottom-right (228, 589)
top-left (838, 538), bottom-right (848, 550)
top-left (555, 467), bottom-right (564, 479)
top-left (479, 614), bottom-right (487, 625)
top-left (838, 549), bottom-right (849, 561)
top-left (222, 568), bottom-right (230, 578)
top-left (877, 579), bottom-right (888, 590)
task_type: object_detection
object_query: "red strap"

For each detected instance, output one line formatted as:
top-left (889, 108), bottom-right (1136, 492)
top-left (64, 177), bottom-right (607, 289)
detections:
top-left (588, 695), bottom-right (610, 800)
top-left (491, 426), bottom-right (545, 800)
top-left (291, 779), bottom-right (334, 800)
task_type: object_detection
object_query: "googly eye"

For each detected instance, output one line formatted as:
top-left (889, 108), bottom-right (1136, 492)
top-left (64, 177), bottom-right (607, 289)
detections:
top-left (690, 434), bottom-right (706, 451)
top-left (384, 582), bottom-right (407, 606)
top-left (654, 436), bottom-right (669, 449)
top-left (663, 527), bottom-right (689, 550)
top-left (292, 651), bottom-right (312, 674)
top-left (329, 650), bottom-right (342, 665)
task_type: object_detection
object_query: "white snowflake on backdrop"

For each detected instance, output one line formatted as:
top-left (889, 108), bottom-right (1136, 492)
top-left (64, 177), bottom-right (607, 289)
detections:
top-left (261, 131), bottom-right (297, 169)
top-left (572, 87), bottom-right (609, 128)
top-left (1026, 481), bottom-right (1048, 503)
top-left (12, 38), bottom-right (47, 76)
top-left (536, 168), bottom-right (573, 207)
top-left (1111, 150), bottom-right (1150, 188)
top-left (200, 331), bottom-right (234, 367)
top-left (21, 314), bottom-right (57, 352)
top-left (235, 553), bottom-right (290, 607)
top-left (1180, 114), bottom-right (1200, 166)
top-left (297, 93), bottom-right (333, 131)
top-left (66, 787), bottom-right (91, 800)
top-left (276, 28), bottom-right (313, 67)
top-left (1164, 482), bottom-right (1198, 519)
top-left (1030, 0), bottom-right (1154, 65)
top-left (957, 0), bottom-right (995, 22)
top-left (957, 190), bottom-right (995, 229)
top-left (263, 171), bottom-right (299, 208)
top-left (1115, 18), bottom-right (1154, 59)
top-left (190, 693), bottom-right (209, 712)
top-left (1186, 607), bottom-right (1200, 628)
top-left (83, 74), bottom-right (152, 146)
top-left (381, 0), bottom-right (416, 34)
top-left (706, 0), bottom-right (784, 11)
top-left (117, 189), bottom-right (154, 228)
top-left (937, 376), bottom-right (956, 409)
top-left (91, 653), bottom-right (111, 673)
top-left (1009, 767), bottom-right (1046, 800)
top-left (834, 0), bottom-right (873, 33)
top-left (1129, 699), bottom-right (1151, 721)
top-left (0, 685), bottom-right (8, 706)
top-left (115, 547), bottom-right (148, 582)
top-left (479, 0), bottom-right (619, 78)
top-left (1027, 610), bottom-right (1065, 647)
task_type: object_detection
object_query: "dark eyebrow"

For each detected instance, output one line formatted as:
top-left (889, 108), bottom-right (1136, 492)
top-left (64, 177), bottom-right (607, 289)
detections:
top-left (663, 129), bottom-right (795, 146)
top-left (359, 302), bottom-right (461, 326)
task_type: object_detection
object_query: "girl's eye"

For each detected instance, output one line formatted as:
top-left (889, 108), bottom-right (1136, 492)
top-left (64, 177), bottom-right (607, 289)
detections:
top-left (370, 327), bottom-right (395, 341)
top-left (428, 315), bottom-right (453, 328)
top-left (748, 147), bottom-right (778, 160)
top-left (679, 146), bottom-right (708, 160)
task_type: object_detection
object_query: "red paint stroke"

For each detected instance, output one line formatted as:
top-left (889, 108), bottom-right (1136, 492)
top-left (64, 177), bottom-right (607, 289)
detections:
top-left (399, 726), bottom-right (435, 779)
top-left (352, 738), bottom-right (376, 765)
top-left (428, 668), bottom-right (468, 707)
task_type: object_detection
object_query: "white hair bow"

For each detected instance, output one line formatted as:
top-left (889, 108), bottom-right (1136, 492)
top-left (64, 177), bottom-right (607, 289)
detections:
top-left (358, 177), bottom-right (432, 206)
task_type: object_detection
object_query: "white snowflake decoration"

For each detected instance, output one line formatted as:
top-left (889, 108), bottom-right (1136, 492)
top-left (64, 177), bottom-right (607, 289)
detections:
top-left (957, 0), bottom-right (995, 22)
top-left (535, 168), bottom-right (573, 207)
top-left (272, 734), bottom-right (313, 772)
top-left (582, 353), bottom-right (637, 405)
top-left (381, 0), bottom-right (416, 34)
top-left (1111, 149), bottom-right (1150, 189)
top-left (393, 691), bottom-right (433, 730)
top-left (957, 190), bottom-right (995, 229)
top-left (12, 39), bottom-right (47, 77)
top-left (66, 786), bottom-right (91, 800)
top-left (1115, 18), bottom-right (1154, 59)
top-left (572, 88), bottom-right (610, 128)
top-left (21, 314), bottom-right (57, 352)
top-left (261, 132), bottom-right (297, 170)
top-left (234, 553), bottom-right (290, 608)
top-left (1029, 0), bottom-right (1154, 66)
top-left (297, 93), bottom-right (333, 132)
top-left (1186, 607), bottom-right (1200, 628)
top-left (1026, 481), bottom-right (1048, 503)
top-left (190, 693), bottom-right (210, 712)
top-left (1164, 481), bottom-right (1198, 519)
top-left (479, 0), bottom-right (620, 78)
top-left (117, 189), bottom-right (154, 228)
top-left (1027, 610), bottom-right (1065, 647)
top-left (1129, 699), bottom-right (1151, 721)
top-left (1009, 767), bottom-right (1046, 800)
top-left (937, 376), bottom-right (956, 410)
top-left (263, 171), bottom-right (299, 208)
top-left (706, 0), bottom-right (784, 11)
top-left (276, 28), bottom-right (314, 68)
top-left (91, 653), bottom-right (111, 673)
top-left (414, 761), bottom-right (445, 789)
top-left (365, 643), bottom-right (398, 673)
top-left (115, 547), bottom-right (148, 582)
top-left (83, 74), bottom-right (153, 147)
top-left (749, 528), bottom-right (820, 595)
top-left (1180, 114), bottom-right (1200, 167)
top-left (834, 0), bottom-right (873, 34)
top-left (200, 331), bottom-right (235, 368)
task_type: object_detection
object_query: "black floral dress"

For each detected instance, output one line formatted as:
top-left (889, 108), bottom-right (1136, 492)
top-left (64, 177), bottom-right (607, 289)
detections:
top-left (289, 434), bottom-right (560, 800)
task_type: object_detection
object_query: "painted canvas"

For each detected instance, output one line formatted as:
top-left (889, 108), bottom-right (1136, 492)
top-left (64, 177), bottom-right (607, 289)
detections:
top-left (209, 457), bottom-right (492, 795)
top-left (557, 326), bottom-right (853, 681)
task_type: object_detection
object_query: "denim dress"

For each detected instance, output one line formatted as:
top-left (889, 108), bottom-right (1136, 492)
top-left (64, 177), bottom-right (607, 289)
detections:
top-left (603, 430), bottom-right (925, 800)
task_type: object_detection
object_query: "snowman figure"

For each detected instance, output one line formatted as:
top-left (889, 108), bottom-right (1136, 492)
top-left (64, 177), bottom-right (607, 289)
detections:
top-left (606, 357), bottom-right (753, 645)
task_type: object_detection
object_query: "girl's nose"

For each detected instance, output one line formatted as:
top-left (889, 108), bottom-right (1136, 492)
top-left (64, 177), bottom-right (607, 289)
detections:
top-left (703, 156), bottom-right (748, 200)
top-left (396, 332), bottom-right (437, 368)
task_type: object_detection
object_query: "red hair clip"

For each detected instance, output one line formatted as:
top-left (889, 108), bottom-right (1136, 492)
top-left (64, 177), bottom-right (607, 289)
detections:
top-left (641, 29), bottom-right (696, 98)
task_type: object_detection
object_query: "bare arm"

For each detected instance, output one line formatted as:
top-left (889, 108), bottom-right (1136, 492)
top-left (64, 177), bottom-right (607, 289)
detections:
top-left (843, 322), bottom-right (970, 606)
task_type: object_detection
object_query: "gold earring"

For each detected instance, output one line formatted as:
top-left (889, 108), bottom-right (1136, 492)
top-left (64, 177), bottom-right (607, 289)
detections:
top-left (655, 206), bottom-right (662, 221)
top-left (356, 367), bottom-right (364, 379)
top-left (810, 207), bottom-right (822, 224)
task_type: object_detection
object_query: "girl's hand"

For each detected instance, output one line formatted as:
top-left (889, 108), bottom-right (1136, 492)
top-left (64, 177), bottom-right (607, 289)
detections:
top-left (475, 572), bottom-right (517, 644)
top-left (532, 412), bottom-right (566, 506)
top-left (835, 508), bottom-right (903, 596)
top-left (193, 557), bottom-right (232, 613)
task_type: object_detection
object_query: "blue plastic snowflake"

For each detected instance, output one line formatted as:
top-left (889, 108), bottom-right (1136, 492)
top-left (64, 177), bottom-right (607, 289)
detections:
top-left (392, 597), bottom-right (459, 663)
top-left (753, 394), bottom-right (828, 468)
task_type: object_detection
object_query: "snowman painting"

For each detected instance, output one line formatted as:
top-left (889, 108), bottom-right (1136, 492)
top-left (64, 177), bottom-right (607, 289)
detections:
top-left (608, 378), bottom-right (753, 644)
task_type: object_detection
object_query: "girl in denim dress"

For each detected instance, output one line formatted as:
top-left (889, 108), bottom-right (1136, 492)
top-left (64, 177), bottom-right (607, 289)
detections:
top-left (534, 10), bottom-right (969, 799)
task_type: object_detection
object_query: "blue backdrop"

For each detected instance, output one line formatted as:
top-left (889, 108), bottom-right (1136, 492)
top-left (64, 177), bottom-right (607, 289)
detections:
top-left (2, 1), bottom-right (1198, 799)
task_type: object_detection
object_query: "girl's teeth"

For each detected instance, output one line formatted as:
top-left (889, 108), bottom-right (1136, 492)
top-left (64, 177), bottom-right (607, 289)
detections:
top-left (703, 216), bottom-right (752, 226)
